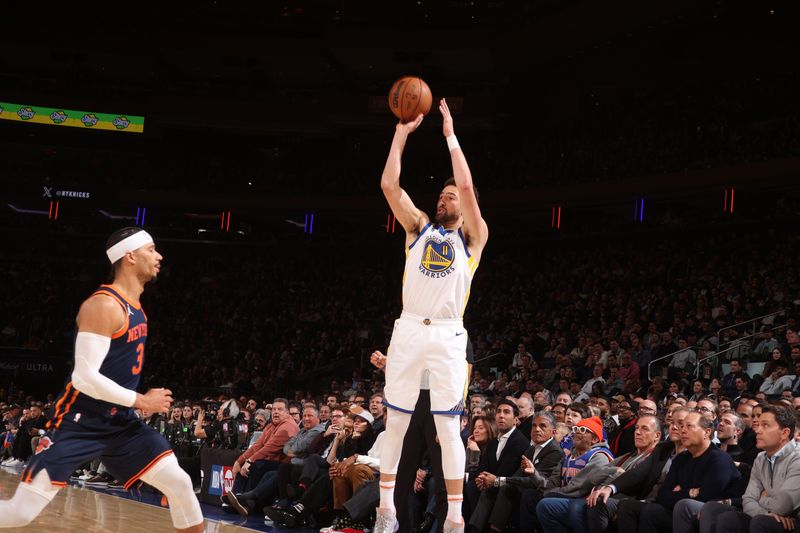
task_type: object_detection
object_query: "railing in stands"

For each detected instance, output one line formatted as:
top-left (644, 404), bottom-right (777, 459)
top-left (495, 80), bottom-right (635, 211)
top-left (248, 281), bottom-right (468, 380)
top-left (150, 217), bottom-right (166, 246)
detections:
top-left (647, 308), bottom-right (786, 381)
top-left (715, 309), bottom-right (787, 356)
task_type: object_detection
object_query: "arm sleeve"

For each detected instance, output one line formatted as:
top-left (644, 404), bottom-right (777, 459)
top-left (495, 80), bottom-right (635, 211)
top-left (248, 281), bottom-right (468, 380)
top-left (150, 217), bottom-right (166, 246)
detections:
top-left (71, 332), bottom-right (137, 407)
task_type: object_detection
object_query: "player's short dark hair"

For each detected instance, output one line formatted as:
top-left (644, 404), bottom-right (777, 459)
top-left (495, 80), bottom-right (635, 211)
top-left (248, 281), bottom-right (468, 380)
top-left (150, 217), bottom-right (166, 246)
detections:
top-left (443, 177), bottom-right (480, 203)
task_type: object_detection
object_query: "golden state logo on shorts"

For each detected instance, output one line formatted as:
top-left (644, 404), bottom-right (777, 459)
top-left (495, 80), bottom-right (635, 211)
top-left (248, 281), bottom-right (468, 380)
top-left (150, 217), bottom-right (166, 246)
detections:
top-left (419, 238), bottom-right (455, 278)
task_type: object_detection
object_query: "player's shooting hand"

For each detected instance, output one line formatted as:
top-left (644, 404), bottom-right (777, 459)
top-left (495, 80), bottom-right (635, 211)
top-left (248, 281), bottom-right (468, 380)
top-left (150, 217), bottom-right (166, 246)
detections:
top-left (397, 114), bottom-right (424, 135)
top-left (135, 388), bottom-right (173, 414)
top-left (440, 98), bottom-right (454, 137)
top-left (370, 350), bottom-right (387, 370)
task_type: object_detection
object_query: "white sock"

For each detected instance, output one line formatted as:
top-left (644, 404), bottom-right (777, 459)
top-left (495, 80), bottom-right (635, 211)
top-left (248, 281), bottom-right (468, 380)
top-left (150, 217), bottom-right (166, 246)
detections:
top-left (379, 480), bottom-right (396, 513)
top-left (446, 494), bottom-right (463, 524)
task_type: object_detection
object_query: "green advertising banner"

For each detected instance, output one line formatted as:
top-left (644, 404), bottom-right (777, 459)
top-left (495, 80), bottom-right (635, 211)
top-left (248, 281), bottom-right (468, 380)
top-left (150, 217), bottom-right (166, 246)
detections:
top-left (0, 101), bottom-right (144, 133)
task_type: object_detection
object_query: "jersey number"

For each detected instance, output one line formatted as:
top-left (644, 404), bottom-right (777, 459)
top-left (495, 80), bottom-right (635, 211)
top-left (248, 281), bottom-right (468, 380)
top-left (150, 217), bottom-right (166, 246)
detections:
top-left (132, 343), bottom-right (144, 375)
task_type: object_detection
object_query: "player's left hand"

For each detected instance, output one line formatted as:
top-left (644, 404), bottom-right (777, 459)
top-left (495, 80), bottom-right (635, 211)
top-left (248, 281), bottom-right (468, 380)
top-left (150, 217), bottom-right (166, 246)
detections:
top-left (440, 98), bottom-right (454, 137)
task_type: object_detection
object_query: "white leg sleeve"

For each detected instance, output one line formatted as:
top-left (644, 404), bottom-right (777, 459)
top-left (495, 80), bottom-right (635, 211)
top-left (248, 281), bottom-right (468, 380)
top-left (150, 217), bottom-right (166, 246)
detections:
top-left (0, 470), bottom-right (60, 528)
top-left (139, 453), bottom-right (204, 530)
top-left (433, 414), bottom-right (466, 481)
top-left (378, 409), bottom-right (412, 476)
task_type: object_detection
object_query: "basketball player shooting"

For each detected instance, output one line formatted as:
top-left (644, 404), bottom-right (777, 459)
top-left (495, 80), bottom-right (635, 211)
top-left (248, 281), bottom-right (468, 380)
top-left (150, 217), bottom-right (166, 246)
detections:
top-left (375, 98), bottom-right (488, 533)
top-left (0, 228), bottom-right (205, 532)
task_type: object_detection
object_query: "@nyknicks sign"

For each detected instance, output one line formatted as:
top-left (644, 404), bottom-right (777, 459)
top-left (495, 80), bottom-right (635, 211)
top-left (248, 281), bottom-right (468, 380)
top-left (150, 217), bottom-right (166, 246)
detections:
top-left (420, 238), bottom-right (455, 278)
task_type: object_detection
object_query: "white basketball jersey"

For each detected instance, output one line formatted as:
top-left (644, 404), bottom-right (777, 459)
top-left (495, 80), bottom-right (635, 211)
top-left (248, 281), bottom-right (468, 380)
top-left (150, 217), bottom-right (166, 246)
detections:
top-left (402, 223), bottom-right (478, 319)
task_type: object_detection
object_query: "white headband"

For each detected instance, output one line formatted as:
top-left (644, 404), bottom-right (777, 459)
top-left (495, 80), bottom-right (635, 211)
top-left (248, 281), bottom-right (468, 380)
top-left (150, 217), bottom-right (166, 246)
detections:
top-left (106, 231), bottom-right (154, 263)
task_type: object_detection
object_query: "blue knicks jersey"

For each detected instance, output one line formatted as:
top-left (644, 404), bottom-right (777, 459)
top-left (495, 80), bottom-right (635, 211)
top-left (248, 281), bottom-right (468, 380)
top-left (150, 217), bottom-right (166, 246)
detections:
top-left (48, 285), bottom-right (147, 429)
top-left (92, 285), bottom-right (148, 391)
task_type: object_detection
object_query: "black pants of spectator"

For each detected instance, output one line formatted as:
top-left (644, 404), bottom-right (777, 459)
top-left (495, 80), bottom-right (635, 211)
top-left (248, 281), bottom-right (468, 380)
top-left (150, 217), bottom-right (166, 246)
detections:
top-left (469, 483), bottom-right (529, 532)
top-left (298, 474), bottom-right (333, 517)
top-left (616, 499), bottom-right (672, 533)
top-left (587, 495), bottom-right (624, 533)
top-left (232, 459), bottom-right (281, 494)
top-left (464, 477), bottom-right (482, 522)
top-left (698, 501), bottom-right (800, 533)
top-left (239, 470), bottom-right (279, 511)
top-left (11, 433), bottom-right (33, 461)
top-left (519, 488), bottom-right (546, 533)
top-left (298, 454), bottom-right (330, 487)
top-left (277, 463), bottom-right (304, 500)
top-left (395, 390), bottom-right (447, 533)
top-left (343, 479), bottom-right (380, 522)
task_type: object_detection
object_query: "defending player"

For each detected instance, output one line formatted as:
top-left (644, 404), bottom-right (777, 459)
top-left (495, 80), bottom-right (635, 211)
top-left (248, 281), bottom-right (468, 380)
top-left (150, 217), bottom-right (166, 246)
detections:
top-left (375, 99), bottom-right (489, 533)
top-left (0, 227), bottom-right (205, 532)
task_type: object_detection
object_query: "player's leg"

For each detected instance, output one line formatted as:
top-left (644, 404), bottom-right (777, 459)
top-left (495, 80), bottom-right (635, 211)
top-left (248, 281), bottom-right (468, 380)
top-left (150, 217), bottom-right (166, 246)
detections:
top-left (378, 318), bottom-right (424, 532)
top-left (0, 469), bottom-right (60, 527)
top-left (431, 413), bottom-right (466, 531)
top-left (104, 420), bottom-right (204, 532)
top-left (139, 453), bottom-right (204, 532)
top-left (428, 328), bottom-right (469, 533)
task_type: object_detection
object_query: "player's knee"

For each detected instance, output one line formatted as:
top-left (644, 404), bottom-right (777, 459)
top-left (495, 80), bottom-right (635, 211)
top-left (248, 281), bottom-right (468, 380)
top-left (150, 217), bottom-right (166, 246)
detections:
top-left (141, 456), bottom-right (190, 496)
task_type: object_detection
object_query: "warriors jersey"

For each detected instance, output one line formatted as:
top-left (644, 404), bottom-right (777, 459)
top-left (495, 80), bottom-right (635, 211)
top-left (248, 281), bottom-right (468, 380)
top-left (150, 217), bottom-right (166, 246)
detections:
top-left (402, 223), bottom-right (478, 319)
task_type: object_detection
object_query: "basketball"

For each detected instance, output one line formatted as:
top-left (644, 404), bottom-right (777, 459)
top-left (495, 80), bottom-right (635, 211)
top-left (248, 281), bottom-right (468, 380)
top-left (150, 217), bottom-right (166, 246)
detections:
top-left (388, 76), bottom-right (433, 123)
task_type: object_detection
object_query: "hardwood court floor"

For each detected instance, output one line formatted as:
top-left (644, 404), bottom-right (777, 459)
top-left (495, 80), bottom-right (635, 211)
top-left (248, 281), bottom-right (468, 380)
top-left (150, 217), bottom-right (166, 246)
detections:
top-left (0, 467), bottom-right (264, 533)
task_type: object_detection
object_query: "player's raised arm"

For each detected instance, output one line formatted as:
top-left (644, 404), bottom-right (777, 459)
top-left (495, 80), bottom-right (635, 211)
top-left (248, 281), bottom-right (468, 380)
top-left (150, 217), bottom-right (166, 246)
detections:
top-left (440, 98), bottom-right (488, 256)
top-left (380, 114), bottom-right (430, 239)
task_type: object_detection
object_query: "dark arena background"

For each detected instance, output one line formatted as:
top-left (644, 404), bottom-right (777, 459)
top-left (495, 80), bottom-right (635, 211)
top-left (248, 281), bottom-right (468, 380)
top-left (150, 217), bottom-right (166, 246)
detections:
top-left (2, 1), bottom-right (800, 532)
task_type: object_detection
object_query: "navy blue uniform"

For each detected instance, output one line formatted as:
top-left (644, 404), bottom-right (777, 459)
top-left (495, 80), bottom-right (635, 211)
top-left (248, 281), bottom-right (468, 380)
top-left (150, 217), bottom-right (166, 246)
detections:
top-left (21, 285), bottom-right (172, 489)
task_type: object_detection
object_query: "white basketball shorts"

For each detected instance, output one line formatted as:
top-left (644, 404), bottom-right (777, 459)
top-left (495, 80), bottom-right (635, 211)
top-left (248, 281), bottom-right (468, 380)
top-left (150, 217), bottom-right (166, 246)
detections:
top-left (383, 311), bottom-right (469, 415)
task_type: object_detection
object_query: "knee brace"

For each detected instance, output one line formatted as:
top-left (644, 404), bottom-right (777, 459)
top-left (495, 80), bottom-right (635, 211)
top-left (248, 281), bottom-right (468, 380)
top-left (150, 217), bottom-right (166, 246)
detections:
top-left (433, 414), bottom-right (466, 481)
top-left (139, 453), bottom-right (204, 530)
top-left (379, 409), bottom-right (412, 475)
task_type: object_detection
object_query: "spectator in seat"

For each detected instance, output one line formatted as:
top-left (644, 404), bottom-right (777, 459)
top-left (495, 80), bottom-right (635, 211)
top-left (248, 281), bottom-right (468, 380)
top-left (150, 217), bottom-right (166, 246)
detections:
top-left (537, 415), bottom-right (661, 533)
top-left (696, 404), bottom-right (800, 533)
top-left (222, 398), bottom-right (297, 512)
top-left (586, 408), bottom-right (690, 533)
top-left (369, 393), bottom-right (385, 434)
top-left (617, 411), bottom-right (740, 533)
top-left (464, 399), bottom-right (529, 520)
top-left (723, 360), bottom-right (751, 400)
top-left (467, 411), bottom-right (563, 533)
top-left (759, 362), bottom-right (793, 398)
top-left (6, 403), bottom-right (47, 466)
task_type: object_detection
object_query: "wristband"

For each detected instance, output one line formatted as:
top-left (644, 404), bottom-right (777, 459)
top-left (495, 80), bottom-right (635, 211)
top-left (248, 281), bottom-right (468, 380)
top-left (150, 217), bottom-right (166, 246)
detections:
top-left (446, 135), bottom-right (460, 152)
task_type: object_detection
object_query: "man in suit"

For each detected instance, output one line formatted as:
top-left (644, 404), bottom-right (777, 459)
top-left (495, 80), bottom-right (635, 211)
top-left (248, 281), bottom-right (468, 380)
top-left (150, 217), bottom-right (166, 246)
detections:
top-left (585, 407), bottom-right (689, 533)
top-left (464, 399), bottom-right (529, 520)
top-left (466, 411), bottom-right (563, 532)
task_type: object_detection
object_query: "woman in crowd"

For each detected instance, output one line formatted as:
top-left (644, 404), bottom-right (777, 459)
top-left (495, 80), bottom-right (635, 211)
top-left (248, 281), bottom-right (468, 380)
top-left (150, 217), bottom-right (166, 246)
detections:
top-left (466, 416), bottom-right (497, 477)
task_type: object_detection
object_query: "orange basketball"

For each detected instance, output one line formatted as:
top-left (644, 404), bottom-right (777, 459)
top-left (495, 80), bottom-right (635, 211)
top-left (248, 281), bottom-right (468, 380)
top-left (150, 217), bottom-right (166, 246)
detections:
top-left (388, 76), bottom-right (433, 123)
